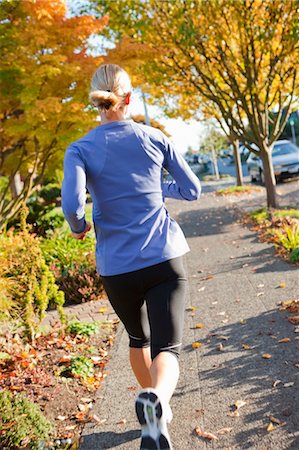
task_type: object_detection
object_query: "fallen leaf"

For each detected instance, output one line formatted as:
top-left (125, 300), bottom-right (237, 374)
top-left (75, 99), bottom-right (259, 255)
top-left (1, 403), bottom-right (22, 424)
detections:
top-left (272, 380), bottom-right (282, 388)
top-left (198, 286), bottom-right (205, 292)
top-left (217, 335), bottom-right (229, 341)
top-left (278, 283), bottom-right (286, 288)
top-left (99, 308), bottom-right (108, 313)
top-left (191, 313), bottom-right (196, 317)
top-left (192, 342), bottom-right (203, 349)
top-left (195, 323), bottom-right (205, 329)
top-left (269, 416), bottom-right (281, 425)
top-left (227, 410), bottom-right (240, 417)
top-left (262, 353), bottom-right (272, 359)
top-left (186, 306), bottom-right (197, 311)
top-left (217, 343), bottom-right (224, 351)
top-left (218, 311), bottom-right (226, 316)
top-left (257, 292), bottom-right (264, 297)
top-left (75, 411), bottom-right (87, 422)
top-left (295, 363), bottom-right (299, 369)
top-left (283, 382), bottom-right (294, 388)
top-left (90, 414), bottom-right (106, 424)
top-left (80, 397), bottom-right (93, 403)
top-left (288, 316), bottom-right (299, 324)
top-left (257, 284), bottom-right (264, 288)
top-left (194, 426), bottom-right (218, 440)
top-left (200, 275), bottom-right (214, 281)
top-left (234, 400), bottom-right (246, 409)
top-left (242, 344), bottom-right (252, 350)
top-left (240, 319), bottom-right (247, 325)
top-left (116, 418), bottom-right (127, 425)
top-left (279, 300), bottom-right (299, 312)
top-left (217, 427), bottom-right (233, 434)
top-left (278, 338), bottom-right (291, 343)
top-left (65, 425), bottom-right (77, 431)
top-left (266, 422), bottom-right (275, 432)
top-left (56, 415), bottom-right (67, 421)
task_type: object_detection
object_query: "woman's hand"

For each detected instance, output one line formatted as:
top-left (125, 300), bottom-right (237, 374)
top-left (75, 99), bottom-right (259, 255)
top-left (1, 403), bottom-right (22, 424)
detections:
top-left (72, 222), bottom-right (92, 240)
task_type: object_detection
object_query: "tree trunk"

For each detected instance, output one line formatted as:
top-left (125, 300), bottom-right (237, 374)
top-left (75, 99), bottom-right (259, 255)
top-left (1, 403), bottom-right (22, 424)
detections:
top-left (261, 150), bottom-right (277, 208)
top-left (232, 138), bottom-right (243, 186)
top-left (211, 147), bottom-right (220, 180)
top-left (9, 172), bottom-right (23, 199)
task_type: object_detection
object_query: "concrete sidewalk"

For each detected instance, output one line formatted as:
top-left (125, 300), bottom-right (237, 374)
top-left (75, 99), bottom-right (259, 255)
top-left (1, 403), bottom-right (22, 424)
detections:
top-left (79, 189), bottom-right (299, 450)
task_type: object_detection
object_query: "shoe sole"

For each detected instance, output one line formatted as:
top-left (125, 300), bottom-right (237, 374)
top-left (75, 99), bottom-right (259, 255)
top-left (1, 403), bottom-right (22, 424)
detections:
top-left (135, 391), bottom-right (172, 450)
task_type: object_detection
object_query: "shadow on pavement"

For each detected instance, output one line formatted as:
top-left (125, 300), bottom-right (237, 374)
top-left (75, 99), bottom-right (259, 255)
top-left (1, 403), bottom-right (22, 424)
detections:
top-left (177, 203), bottom-right (298, 274)
top-left (80, 429), bottom-right (140, 449)
top-left (184, 309), bottom-right (298, 449)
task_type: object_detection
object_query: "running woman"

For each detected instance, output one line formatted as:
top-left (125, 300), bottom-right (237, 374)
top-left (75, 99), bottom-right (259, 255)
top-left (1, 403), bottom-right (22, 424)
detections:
top-left (62, 64), bottom-right (201, 450)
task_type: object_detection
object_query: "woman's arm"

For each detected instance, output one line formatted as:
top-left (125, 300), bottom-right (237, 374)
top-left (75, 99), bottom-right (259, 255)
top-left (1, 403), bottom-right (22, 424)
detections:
top-left (61, 145), bottom-right (90, 235)
top-left (162, 138), bottom-right (201, 201)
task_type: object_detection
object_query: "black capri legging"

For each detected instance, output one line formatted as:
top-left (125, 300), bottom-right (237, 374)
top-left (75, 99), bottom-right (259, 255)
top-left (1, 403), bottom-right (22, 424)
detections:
top-left (101, 257), bottom-right (187, 360)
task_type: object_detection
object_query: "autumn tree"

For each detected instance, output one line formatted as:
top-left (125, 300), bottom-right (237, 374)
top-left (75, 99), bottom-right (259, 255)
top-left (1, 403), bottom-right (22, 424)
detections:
top-left (94, 0), bottom-right (299, 208)
top-left (0, 0), bottom-right (107, 228)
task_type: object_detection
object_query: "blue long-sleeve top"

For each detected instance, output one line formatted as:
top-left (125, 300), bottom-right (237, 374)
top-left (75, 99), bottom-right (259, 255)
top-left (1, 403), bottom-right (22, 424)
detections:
top-left (62, 119), bottom-right (201, 276)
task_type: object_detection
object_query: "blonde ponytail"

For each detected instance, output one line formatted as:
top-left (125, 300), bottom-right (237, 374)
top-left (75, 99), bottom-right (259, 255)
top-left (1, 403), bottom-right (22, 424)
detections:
top-left (90, 64), bottom-right (131, 112)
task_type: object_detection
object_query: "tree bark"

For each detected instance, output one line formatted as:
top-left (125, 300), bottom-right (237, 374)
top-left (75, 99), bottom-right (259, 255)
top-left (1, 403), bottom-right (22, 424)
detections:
top-left (232, 138), bottom-right (243, 186)
top-left (261, 150), bottom-right (277, 208)
top-left (211, 147), bottom-right (220, 180)
top-left (9, 172), bottom-right (23, 199)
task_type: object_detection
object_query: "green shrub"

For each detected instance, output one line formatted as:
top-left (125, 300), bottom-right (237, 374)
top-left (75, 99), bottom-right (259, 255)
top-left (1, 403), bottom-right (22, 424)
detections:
top-left (61, 355), bottom-right (94, 379)
top-left (0, 208), bottom-right (65, 340)
top-left (0, 390), bottom-right (53, 449)
top-left (290, 247), bottom-right (299, 263)
top-left (41, 231), bottom-right (104, 305)
top-left (67, 321), bottom-right (99, 337)
top-left (7, 185), bottom-right (64, 237)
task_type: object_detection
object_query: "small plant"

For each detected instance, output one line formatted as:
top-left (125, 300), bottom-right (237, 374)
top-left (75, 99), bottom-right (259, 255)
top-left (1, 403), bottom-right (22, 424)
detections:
top-left (67, 321), bottom-right (99, 337)
top-left (0, 390), bottom-right (53, 449)
top-left (249, 207), bottom-right (299, 263)
top-left (41, 231), bottom-right (104, 305)
top-left (274, 223), bottom-right (299, 252)
top-left (61, 355), bottom-right (94, 379)
top-left (290, 247), bottom-right (299, 263)
top-left (0, 207), bottom-right (65, 340)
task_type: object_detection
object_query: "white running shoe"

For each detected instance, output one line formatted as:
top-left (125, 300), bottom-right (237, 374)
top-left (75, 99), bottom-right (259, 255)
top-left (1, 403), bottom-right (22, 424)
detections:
top-left (135, 388), bottom-right (173, 450)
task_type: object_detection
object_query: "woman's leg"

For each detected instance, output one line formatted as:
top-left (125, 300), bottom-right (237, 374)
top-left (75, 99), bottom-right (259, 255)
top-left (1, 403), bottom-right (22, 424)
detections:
top-left (150, 351), bottom-right (179, 404)
top-left (130, 346), bottom-right (152, 388)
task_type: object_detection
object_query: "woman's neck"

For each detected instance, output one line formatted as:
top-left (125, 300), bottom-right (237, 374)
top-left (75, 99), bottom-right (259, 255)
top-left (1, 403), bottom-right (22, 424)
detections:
top-left (100, 108), bottom-right (128, 124)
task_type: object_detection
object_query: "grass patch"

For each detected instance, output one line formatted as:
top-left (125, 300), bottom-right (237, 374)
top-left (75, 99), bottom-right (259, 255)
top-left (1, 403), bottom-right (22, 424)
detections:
top-left (216, 185), bottom-right (263, 196)
top-left (0, 391), bottom-right (53, 449)
top-left (248, 207), bottom-right (299, 263)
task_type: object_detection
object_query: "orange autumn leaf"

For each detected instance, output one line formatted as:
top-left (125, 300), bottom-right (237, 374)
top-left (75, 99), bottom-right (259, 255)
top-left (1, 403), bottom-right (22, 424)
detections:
top-left (242, 344), bottom-right (252, 350)
top-left (194, 426), bottom-right (218, 441)
top-left (262, 353), bottom-right (272, 359)
top-left (267, 422), bottom-right (275, 432)
top-left (288, 316), bottom-right (299, 324)
top-left (278, 338), bottom-right (291, 343)
top-left (195, 323), bottom-right (205, 329)
top-left (192, 342), bottom-right (203, 349)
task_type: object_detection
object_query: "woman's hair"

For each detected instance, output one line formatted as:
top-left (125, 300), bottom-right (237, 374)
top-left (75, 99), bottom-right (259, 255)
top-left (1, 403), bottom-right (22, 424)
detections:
top-left (89, 64), bottom-right (131, 112)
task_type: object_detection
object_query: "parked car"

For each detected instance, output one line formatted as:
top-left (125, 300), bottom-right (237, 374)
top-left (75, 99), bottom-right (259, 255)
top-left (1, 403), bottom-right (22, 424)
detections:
top-left (247, 140), bottom-right (299, 183)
